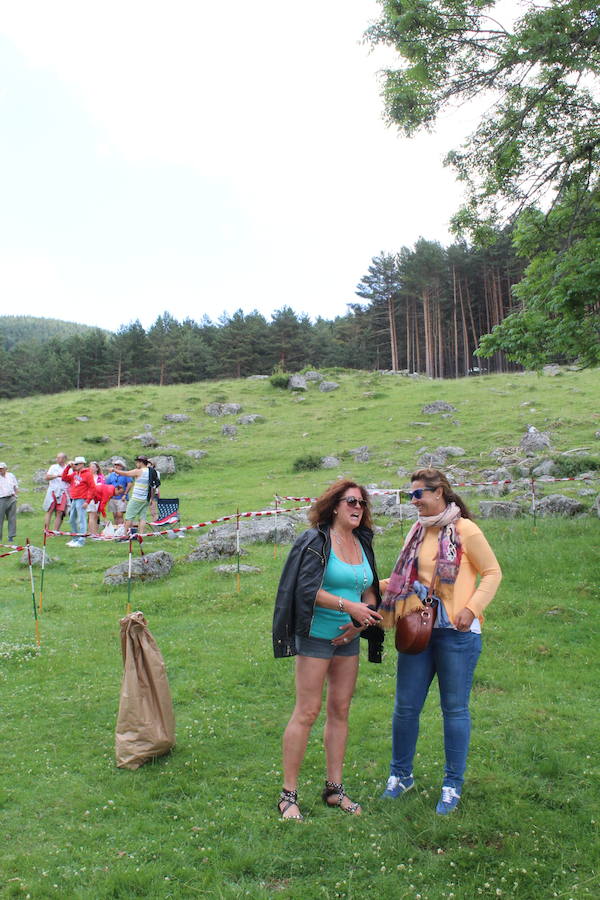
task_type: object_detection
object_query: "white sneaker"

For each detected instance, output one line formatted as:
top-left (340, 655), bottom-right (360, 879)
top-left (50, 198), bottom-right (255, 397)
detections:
top-left (66, 540), bottom-right (78, 547)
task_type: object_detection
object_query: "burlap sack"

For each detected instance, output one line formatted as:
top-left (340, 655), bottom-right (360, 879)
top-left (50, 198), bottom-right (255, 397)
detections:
top-left (115, 611), bottom-right (176, 769)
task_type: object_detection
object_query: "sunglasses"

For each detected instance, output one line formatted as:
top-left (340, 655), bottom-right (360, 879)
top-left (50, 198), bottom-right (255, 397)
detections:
top-left (408, 487), bottom-right (437, 500)
top-left (341, 496), bottom-right (368, 508)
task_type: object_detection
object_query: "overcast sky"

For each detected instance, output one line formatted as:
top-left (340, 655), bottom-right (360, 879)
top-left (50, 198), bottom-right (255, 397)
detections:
top-left (0, 1), bottom-right (485, 332)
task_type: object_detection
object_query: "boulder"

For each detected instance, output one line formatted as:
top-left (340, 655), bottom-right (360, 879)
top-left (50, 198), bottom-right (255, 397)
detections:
top-left (319, 381), bottom-right (339, 393)
top-left (438, 445), bottom-right (466, 459)
top-left (417, 450), bottom-right (448, 468)
top-left (519, 426), bottom-right (552, 456)
top-left (246, 374), bottom-right (270, 380)
top-left (288, 374), bottom-right (307, 391)
top-left (222, 424), bottom-right (237, 437)
top-left (135, 433), bottom-right (159, 448)
top-left (542, 364), bottom-right (561, 376)
top-left (479, 501), bottom-right (523, 519)
top-left (76, 416), bottom-right (89, 422)
top-left (422, 401), bottom-right (456, 414)
top-left (321, 456), bottom-right (340, 469)
top-left (304, 371), bottom-right (324, 382)
top-left (535, 494), bottom-right (585, 517)
top-left (532, 459), bottom-right (556, 477)
top-left (214, 564), bottom-right (261, 575)
top-left (237, 415), bottom-right (265, 425)
top-left (350, 446), bottom-right (370, 463)
top-left (152, 455), bottom-right (176, 475)
top-left (164, 414), bottom-right (190, 423)
top-left (32, 469), bottom-right (47, 486)
top-left (17, 504), bottom-right (35, 514)
top-left (186, 450), bottom-right (208, 460)
top-left (187, 534), bottom-right (244, 561)
top-left (20, 546), bottom-right (57, 566)
top-left (204, 402), bottom-right (243, 417)
top-left (198, 515), bottom-right (297, 549)
top-left (592, 495), bottom-right (600, 518)
top-left (103, 550), bottom-right (174, 585)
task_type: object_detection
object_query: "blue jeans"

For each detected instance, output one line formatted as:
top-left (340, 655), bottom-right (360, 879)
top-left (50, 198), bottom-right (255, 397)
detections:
top-left (390, 629), bottom-right (482, 790)
top-left (69, 498), bottom-right (87, 544)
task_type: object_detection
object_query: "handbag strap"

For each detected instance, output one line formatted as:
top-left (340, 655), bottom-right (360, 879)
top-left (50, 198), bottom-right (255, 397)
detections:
top-left (423, 550), bottom-right (440, 606)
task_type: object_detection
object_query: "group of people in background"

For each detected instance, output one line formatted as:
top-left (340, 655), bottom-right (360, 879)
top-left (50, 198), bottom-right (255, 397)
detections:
top-left (42, 453), bottom-right (159, 547)
top-left (273, 469), bottom-right (502, 820)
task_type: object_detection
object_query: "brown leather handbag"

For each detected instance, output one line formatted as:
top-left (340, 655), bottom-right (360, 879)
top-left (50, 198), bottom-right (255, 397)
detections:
top-left (395, 556), bottom-right (440, 654)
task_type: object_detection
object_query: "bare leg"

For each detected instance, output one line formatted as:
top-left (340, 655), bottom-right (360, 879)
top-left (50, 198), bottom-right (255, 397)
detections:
top-left (323, 654), bottom-right (361, 813)
top-left (280, 655), bottom-right (330, 817)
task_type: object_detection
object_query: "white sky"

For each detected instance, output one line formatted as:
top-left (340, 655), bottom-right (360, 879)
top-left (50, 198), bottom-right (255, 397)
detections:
top-left (0, 0), bottom-right (485, 332)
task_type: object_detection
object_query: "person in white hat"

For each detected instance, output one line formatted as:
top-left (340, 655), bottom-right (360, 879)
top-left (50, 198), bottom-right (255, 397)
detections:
top-left (0, 461), bottom-right (19, 544)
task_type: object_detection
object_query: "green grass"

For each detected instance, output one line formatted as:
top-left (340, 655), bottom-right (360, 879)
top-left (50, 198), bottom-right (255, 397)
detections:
top-left (1, 369), bottom-right (599, 898)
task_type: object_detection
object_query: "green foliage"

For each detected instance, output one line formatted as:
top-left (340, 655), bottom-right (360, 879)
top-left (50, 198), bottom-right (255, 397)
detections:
top-left (368, 0), bottom-right (600, 369)
top-left (82, 434), bottom-right (111, 444)
top-left (551, 454), bottom-right (600, 478)
top-left (269, 372), bottom-right (290, 390)
top-left (292, 453), bottom-right (323, 472)
top-left (0, 315), bottom-right (107, 349)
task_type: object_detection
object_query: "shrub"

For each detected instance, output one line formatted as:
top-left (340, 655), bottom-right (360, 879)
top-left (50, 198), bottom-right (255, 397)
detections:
top-left (293, 453), bottom-right (322, 472)
top-left (552, 454), bottom-right (600, 478)
top-left (82, 435), bottom-right (111, 444)
top-left (270, 373), bottom-right (290, 390)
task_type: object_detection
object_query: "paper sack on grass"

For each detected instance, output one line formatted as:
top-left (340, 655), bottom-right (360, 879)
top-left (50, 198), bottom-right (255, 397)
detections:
top-left (115, 611), bottom-right (176, 769)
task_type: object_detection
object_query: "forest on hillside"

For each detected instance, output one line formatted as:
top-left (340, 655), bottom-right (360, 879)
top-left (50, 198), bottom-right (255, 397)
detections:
top-left (0, 234), bottom-right (525, 398)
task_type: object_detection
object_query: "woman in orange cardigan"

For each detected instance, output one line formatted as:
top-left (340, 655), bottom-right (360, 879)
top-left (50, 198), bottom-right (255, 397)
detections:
top-left (380, 468), bottom-right (502, 814)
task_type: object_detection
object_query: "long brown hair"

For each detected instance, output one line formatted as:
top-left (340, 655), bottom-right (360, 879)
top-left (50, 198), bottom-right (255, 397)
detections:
top-left (308, 479), bottom-right (373, 530)
top-left (410, 468), bottom-right (473, 520)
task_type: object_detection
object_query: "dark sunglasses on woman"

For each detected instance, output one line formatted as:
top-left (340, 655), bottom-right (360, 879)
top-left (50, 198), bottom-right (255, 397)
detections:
top-left (342, 496), bottom-right (368, 508)
top-left (408, 487), bottom-right (437, 500)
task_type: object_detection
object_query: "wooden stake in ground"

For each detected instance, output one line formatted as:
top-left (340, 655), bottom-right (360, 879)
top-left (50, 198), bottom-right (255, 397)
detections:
top-left (39, 529), bottom-right (47, 613)
top-left (26, 538), bottom-right (40, 647)
top-left (236, 508), bottom-right (241, 593)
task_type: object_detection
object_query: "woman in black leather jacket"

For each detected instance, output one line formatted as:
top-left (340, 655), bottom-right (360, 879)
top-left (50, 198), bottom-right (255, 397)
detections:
top-left (272, 480), bottom-right (383, 820)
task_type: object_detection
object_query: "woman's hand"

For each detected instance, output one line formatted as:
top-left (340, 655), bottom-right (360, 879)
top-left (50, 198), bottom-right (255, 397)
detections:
top-left (331, 623), bottom-right (363, 645)
top-left (454, 607), bottom-right (475, 631)
top-left (350, 602), bottom-right (383, 628)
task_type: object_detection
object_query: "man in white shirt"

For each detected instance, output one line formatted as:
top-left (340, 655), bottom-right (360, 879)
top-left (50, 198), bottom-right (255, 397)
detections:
top-left (43, 452), bottom-right (69, 531)
top-left (0, 461), bottom-right (19, 543)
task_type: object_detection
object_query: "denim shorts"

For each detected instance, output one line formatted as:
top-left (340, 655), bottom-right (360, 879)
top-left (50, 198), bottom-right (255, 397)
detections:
top-left (295, 633), bottom-right (360, 659)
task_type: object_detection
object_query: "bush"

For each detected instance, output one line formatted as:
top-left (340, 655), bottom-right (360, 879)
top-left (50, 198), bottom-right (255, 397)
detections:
top-left (270, 373), bottom-right (290, 390)
top-left (293, 454), bottom-right (322, 472)
top-left (82, 435), bottom-right (111, 444)
top-left (552, 454), bottom-right (600, 478)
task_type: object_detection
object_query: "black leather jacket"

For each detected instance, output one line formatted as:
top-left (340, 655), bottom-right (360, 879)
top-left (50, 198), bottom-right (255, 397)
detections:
top-left (272, 523), bottom-right (384, 663)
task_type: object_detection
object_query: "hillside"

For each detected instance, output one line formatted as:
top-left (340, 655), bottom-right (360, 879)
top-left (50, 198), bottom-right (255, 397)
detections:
top-left (1, 368), bottom-right (599, 899)
top-left (0, 315), bottom-right (109, 349)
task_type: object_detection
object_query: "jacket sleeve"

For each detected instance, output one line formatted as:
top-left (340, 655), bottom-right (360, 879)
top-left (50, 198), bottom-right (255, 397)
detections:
top-left (83, 471), bottom-right (97, 502)
top-left (62, 466), bottom-right (74, 484)
top-left (463, 522), bottom-right (502, 617)
top-left (272, 535), bottom-right (309, 658)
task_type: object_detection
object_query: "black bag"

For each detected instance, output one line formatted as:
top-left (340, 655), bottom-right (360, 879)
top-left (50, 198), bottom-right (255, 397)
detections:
top-left (147, 466), bottom-right (161, 501)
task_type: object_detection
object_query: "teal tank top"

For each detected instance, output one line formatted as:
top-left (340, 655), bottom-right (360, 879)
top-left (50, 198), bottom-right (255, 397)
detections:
top-left (309, 548), bottom-right (374, 640)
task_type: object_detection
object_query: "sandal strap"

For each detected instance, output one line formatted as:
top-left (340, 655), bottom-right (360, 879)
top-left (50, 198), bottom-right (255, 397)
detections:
top-left (323, 780), bottom-right (360, 814)
top-left (278, 788), bottom-right (303, 820)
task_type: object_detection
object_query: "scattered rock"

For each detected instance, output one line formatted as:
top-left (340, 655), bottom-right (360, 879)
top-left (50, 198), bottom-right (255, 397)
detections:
top-left (479, 501), bottom-right (523, 519)
top-left (592, 495), bottom-right (600, 518)
top-left (417, 450), bottom-right (448, 468)
top-left (76, 416), bottom-right (89, 422)
top-left (202, 515), bottom-right (296, 548)
top-left (103, 550), bottom-right (174, 585)
top-left (321, 456), bottom-right (340, 469)
top-left (17, 504), bottom-right (35, 514)
top-left (20, 546), bottom-right (57, 565)
top-left (350, 446), bottom-right (370, 463)
top-left (304, 371), bottom-right (324, 382)
top-left (237, 415), bottom-right (265, 425)
top-left (542, 364), bottom-right (561, 376)
top-left (214, 564), bottom-right (262, 575)
top-left (187, 535), bottom-right (244, 561)
top-left (222, 424), bottom-right (237, 437)
top-left (422, 401), bottom-right (456, 414)
top-left (319, 381), bottom-right (340, 393)
top-left (186, 450), bottom-right (208, 460)
top-left (535, 494), bottom-right (585, 517)
top-left (288, 374), bottom-right (307, 391)
top-left (135, 433), bottom-right (159, 448)
top-left (164, 414), bottom-right (190, 423)
top-left (204, 402), bottom-right (243, 417)
top-left (532, 459), bottom-right (556, 477)
top-left (246, 374), bottom-right (270, 380)
top-left (519, 426), bottom-right (552, 456)
top-left (32, 469), bottom-right (47, 486)
top-left (152, 455), bottom-right (176, 475)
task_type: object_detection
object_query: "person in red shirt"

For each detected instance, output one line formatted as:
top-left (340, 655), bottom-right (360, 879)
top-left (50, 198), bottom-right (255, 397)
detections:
top-left (62, 456), bottom-right (96, 547)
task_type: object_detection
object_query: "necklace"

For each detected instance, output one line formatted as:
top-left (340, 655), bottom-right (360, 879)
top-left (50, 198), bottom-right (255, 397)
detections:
top-left (332, 531), bottom-right (368, 594)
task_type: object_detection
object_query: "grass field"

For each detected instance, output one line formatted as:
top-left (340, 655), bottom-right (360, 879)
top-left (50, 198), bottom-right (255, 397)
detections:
top-left (1, 369), bottom-right (599, 899)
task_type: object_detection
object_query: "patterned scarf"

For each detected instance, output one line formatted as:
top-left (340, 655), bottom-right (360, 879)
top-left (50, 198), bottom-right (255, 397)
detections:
top-left (381, 502), bottom-right (463, 613)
